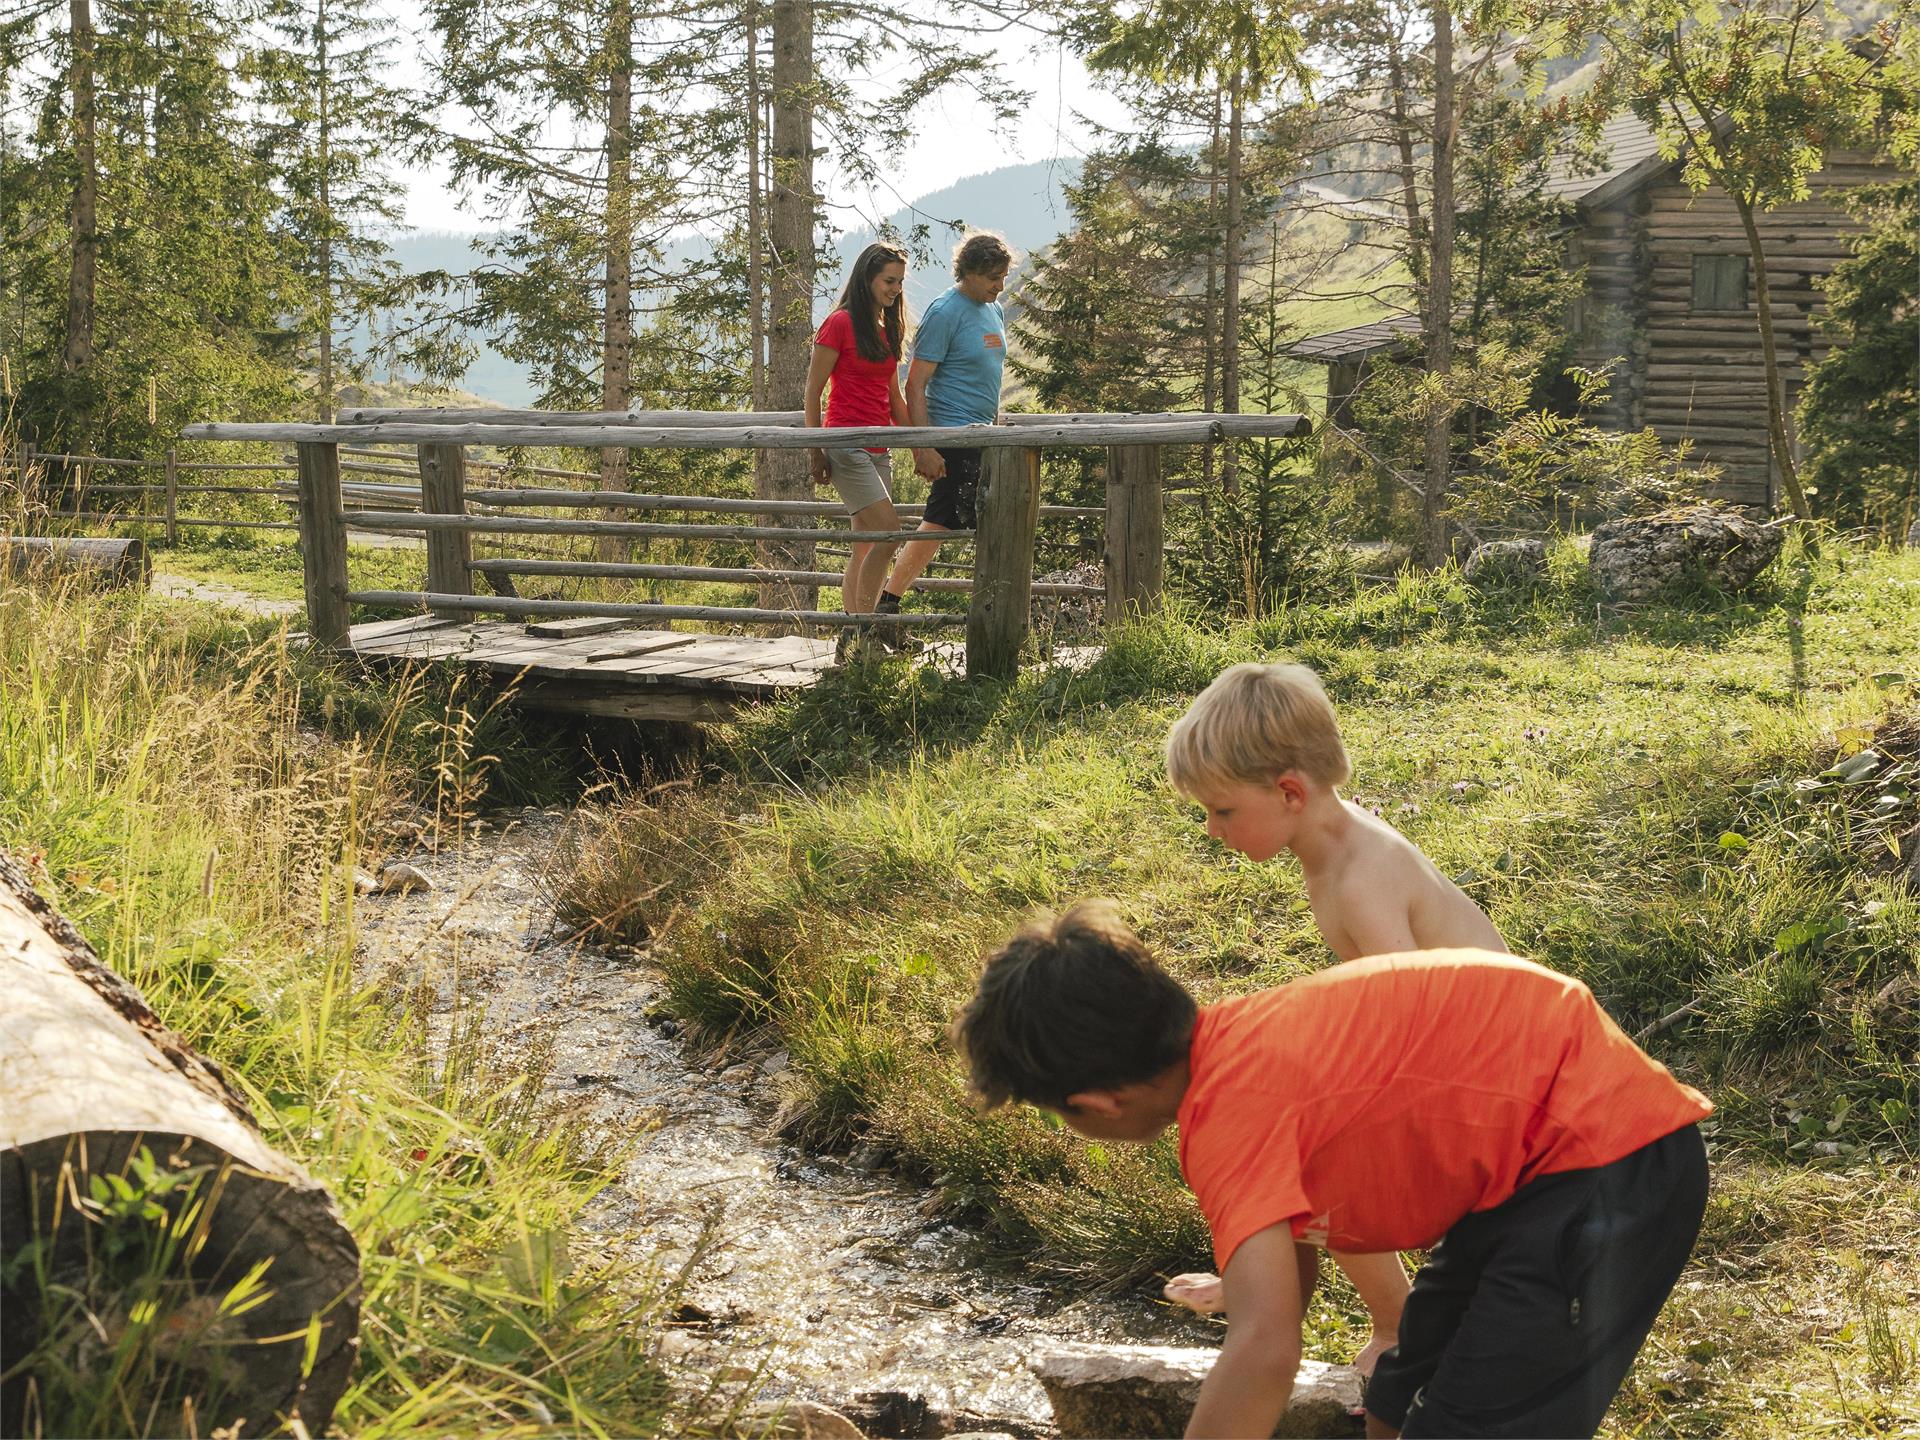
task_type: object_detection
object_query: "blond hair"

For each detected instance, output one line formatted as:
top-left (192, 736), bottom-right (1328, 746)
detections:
top-left (1164, 662), bottom-right (1352, 796)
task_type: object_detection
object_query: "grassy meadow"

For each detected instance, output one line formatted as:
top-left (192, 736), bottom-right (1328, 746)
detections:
top-left (0, 581), bottom-right (682, 1438)
top-left (555, 534), bottom-right (1920, 1438)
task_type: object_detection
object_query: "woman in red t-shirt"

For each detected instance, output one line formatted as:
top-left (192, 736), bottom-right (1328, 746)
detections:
top-left (804, 243), bottom-right (911, 648)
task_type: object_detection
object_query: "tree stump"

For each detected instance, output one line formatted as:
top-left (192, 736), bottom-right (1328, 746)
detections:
top-left (0, 854), bottom-right (361, 1436)
top-left (0, 535), bottom-right (150, 589)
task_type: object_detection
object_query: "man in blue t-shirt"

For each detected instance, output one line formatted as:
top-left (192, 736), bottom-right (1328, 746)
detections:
top-left (876, 232), bottom-right (1013, 628)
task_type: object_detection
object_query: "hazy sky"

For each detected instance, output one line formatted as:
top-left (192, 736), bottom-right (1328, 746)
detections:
top-left (392, 9), bottom-right (1134, 233)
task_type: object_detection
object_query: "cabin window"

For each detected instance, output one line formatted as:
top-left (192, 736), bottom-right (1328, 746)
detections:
top-left (1691, 254), bottom-right (1748, 311)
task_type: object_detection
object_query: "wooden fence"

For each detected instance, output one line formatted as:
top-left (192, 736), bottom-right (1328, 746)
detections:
top-left (18, 409), bottom-right (1309, 680)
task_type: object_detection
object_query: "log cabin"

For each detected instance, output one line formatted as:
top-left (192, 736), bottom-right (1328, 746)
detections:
top-left (1289, 114), bottom-right (1906, 510)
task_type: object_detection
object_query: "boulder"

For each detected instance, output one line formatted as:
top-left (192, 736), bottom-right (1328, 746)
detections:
top-left (1588, 507), bottom-right (1784, 603)
top-left (1907, 518), bottom-right (1920, 549)
top-left (1463, 537), bottom-right (1547, 585)
top-left (737, 1400), bottom-right (866, 1439)
top-left (377, 860), bottom-right (435, 895)
top-left (1030, 1342), bottom-right (1364, 1439)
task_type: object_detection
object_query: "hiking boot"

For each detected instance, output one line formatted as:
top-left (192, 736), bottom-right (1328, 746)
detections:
top-left (834, 625), bottom-right (881, 665)
top-left (876, 623), bottom-right (924, 655)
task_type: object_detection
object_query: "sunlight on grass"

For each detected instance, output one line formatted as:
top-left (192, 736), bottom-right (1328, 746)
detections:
top-left (556, 535), bottom-right (1920, 1436)
top-left (0, 576), bottom-right (678, 1438)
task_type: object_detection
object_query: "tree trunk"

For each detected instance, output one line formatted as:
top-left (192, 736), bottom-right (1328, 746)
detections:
top-left (316, 0), bottom-right (335, 422)
top-left (745, 0), bottom-right (770, 501)
top-left (1220, 68), bottom-right (1245, 494)
top-left (0, 535), bottom-right (150, 588)
top-left (0, 855), bottom-right (360, 1437)
top-left (600, 0), bottom-right (635, 558)
top-left (1385, 28), bottom-right (1427, 294)
top-left (1201, 91), bottom-right (1220, 492)
top-left (1731, 193), bottom-right (1812, 522)
top-left (1420, 0), bottom-right (1456, 568)
top-left (62, 0), bottom-right (97, 378)
top-left (764, 0), bottom-right (817, 609)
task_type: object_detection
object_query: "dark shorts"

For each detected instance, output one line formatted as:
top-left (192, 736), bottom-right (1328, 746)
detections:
top-left (923, 447), bottom-right (980, 529)
top-left (1365, 1123), bottom-right (1709, 1439)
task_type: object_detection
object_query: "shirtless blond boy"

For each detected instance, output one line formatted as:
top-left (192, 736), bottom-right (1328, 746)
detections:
top-left (1157, 661), bottom-right (1509, 1373)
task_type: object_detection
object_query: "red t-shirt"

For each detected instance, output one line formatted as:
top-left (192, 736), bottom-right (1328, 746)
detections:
top-left (1177, 949), bottom-right (1713, 1269)
top-left (817, 308), bottom-right (897, 452)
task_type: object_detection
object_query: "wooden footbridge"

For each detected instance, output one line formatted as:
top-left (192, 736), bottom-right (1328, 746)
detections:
top-left (180, 407), bottom-right (1308, 721)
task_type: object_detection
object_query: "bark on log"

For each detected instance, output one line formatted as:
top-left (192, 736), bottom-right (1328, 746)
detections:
top-left (0, 535), bottom-right (149, 589)
top-left (0, 855), bottom-right (360, 1436)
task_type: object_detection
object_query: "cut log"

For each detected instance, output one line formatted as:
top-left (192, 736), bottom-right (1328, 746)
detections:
top-left (0, 854), bottom-right (360, 1436)
top-left (0, 535), bottom-right (150, 589)
top-left (1030, 1343), bottom-right (1364, 1439)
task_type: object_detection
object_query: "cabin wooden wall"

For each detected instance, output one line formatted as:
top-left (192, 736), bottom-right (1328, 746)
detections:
top-left (1576, 148), bottom-right (1900, 509)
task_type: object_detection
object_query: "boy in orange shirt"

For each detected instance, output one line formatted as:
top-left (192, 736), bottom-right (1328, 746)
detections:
top-left (1159, 661), bottom-right (1508, 1362)
top-left (951, 904), bottom-right (1711, 1439)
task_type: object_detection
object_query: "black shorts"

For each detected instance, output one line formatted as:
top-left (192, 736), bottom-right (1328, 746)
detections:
top-left (1365, 1123), bottom-right (1708, 1439)
top-left (923, 448), bottom-right (980, 529)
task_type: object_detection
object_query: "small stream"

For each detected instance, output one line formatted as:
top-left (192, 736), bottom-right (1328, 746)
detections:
top-left (352, 811), bottom-right (1211, 1434)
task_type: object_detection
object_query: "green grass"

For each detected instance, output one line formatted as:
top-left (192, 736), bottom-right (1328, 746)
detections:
top-left (556, 533), bottom-right (1920, 1436)
top-left (155, 532), bottom-right (427, 604)
top-left (0, 579), bottom-right (686, 1438)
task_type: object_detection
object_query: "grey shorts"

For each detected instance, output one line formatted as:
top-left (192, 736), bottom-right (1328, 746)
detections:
top-left (825, 448), bottom-right (893, 514)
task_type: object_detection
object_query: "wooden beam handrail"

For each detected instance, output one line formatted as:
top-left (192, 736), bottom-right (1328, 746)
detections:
top-left (339, 407), bottom-right (809, 427)
top-left (345, 591), bottom-right (963, 629)
top-left (335, 407), bottom-right (1312, 438)
top-left (184, 417), bottom-right (1307, 449)
top-left (329, 478), bottom-right (1103, 520)
top-left (464, 556), bottom-right (1103, 596)
top-left (339, 510), bottom-right (976, 543)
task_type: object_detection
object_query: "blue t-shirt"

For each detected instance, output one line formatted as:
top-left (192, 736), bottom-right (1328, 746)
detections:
top-left (911, 287), bottom-right (1006, 427)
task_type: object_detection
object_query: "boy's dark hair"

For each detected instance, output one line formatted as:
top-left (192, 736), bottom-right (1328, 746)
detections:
top-left (950, 900), bottom-right (1197, 1111)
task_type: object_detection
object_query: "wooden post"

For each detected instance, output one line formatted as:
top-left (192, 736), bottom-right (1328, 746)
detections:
top-left (1103, 444), bottom-right (1164, 625)
top-left (415, 442), bottom-right (472, 616)
top-left (966, 446), bottom-right (1041, 681)
top-left (295, 441), bottom-right (350, 649)
top-left (162, 446), bottom-right (178, 546)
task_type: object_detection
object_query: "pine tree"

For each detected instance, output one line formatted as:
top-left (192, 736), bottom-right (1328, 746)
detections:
top-left (1, 0), bottom-right (304, 454)
top-left (1798, 179), bottom-right (1919, 536)
top-left (256, 0), bottom-right (412, 420)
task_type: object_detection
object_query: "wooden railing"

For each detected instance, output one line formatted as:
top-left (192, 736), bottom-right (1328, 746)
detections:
top-left (161, 408), bottom-right (1308, 679)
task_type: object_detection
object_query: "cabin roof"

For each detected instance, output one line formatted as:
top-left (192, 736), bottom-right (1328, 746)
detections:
top-left (1285, 312), bottom-right (1424, 363)
top-left (1543, 113), bottom-right (1678, 209)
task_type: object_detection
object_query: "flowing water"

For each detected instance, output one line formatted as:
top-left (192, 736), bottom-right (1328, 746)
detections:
top-left (353, 811), bottom-right (1212, 1435)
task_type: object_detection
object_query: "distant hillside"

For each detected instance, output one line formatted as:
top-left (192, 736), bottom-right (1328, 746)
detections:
top-left (363, 158), bottom-right (1084, 405)
top-left (834, 157), bottom-right (1083, 315)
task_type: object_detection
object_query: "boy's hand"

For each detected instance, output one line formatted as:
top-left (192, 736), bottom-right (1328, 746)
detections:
top-left (1353, 1330), bottom-right (1396, 1378)
top-left (1163, 1272), bottom-right (1225, 1313)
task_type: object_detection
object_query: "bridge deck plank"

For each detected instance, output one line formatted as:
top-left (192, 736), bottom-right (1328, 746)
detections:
top-left (342, 618), bottom-right (1082, 718)
top-left (347, 614), bottom-right (856, 718)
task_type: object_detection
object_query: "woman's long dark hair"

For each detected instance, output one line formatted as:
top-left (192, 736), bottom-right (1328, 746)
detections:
top-left (832, 242), bottom-right (907, 363)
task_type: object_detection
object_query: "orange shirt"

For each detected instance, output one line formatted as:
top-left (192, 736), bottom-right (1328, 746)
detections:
top-left (1176, 949), bottom-right (1713, 1270)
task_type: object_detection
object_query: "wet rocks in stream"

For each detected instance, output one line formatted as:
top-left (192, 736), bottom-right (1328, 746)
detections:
top-left (1031, 1344), bottom-right (1364, 1439)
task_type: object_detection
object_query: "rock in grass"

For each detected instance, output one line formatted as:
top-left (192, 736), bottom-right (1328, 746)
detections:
top-left (737, 1399), bottom-right (866, 1438)
top-left (1463, 537), bottom-right (1547, 585)
top-left (377, 861), bottom-right (434, 895)
top-left (1588, 506), bottom-right (1784, 603)
top-left (1030, 1342), bottom-right (1364, 1439)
